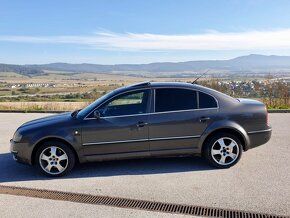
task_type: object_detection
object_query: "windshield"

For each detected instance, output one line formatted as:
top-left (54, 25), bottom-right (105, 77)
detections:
top-left (77, 90), bottom-right (116, 118)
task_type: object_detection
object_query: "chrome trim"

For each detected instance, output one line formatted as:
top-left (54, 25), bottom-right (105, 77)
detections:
top-left (84, 146), bottom-right (197, 157)
top-left (149, 135), bottom-right (200, 141)
top-left (82, 135), bottom-right (201, 146)
top-left (84, 108), bottom-right (218, 120)
top-left (248, 128), bottom-right (272, 134)
top-left (149, 107), bottom-right (217, 116)
top-left (85, 113), bottom-right (149, 120)
top-left (83, 138), bottom-right (148, 146)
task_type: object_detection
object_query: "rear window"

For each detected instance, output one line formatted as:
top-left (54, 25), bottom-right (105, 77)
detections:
top-left (199, 92), bottom-right (217, 108)
top-left (155, 88), bottom-right (197, 112)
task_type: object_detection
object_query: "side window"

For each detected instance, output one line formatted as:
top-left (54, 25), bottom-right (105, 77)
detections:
top-left (199, 92), bottom-right (217, 108)
top-left (155, 88), bottom-right (197, 112)
top-left (95, 90), bottom-right (149, 117)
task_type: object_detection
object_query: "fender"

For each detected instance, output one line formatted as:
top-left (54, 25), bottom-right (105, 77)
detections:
top-left (29, 128), bottom-right (84, 163)
top-left (198, 120), bottom-right (250, 151)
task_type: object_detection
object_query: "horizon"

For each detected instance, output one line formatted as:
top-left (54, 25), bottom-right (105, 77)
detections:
top-left (1, 1), bottom-right (290, 64)
top-left (2, 54), bottom-right (290, 66)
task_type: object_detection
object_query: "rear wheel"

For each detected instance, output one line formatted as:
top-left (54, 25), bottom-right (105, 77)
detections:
top-left (35, 141), bottom-right (75, 176)
top-left (203, 133), bottom-right (242, 168)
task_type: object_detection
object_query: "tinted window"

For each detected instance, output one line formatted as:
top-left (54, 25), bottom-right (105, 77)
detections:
top-left (155, 88), bottom-right (197, 112)
top-left (199, 92), bottom-right (217, 108)
top-left (94, 90), bottom-right (149, 117)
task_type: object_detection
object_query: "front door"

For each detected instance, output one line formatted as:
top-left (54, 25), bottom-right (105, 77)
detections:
top-left (81, 89), bottom-right (151, 161)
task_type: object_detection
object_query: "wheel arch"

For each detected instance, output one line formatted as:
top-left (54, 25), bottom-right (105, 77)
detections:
top-left (200, 127), bottom-right (248, 152)
top-left (31, 137), bottom-right (79, 165)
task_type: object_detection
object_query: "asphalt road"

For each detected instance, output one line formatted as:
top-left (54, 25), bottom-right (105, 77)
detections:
top-left (0, 113), bottom-right (289, 217)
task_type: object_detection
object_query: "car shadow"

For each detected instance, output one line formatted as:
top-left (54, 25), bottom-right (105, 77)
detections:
top-left (0, 152), bottom-right (219, 183)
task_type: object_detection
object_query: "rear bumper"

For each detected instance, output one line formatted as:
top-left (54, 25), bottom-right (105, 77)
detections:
top-left (246, 127), bottom-right (272, 150)
top-left (10, 139), bottom-right (32, 165)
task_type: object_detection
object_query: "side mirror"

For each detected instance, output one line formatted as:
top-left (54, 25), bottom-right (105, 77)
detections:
top-left (93, 110), bottom-right (101, 120)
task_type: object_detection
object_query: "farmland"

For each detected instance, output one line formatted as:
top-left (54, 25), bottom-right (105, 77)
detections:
top-left (0, 70), bottom-right (289, 111)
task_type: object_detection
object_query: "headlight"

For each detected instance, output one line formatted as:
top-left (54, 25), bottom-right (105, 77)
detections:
top-left (13, 131), bottom-right (22, 142)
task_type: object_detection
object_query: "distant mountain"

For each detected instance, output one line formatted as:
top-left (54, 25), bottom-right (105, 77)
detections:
top-left (33, 54), bottom-right (290, 73)
top-left (2, 54), bottom-right (290, 77)
top-left (0, 63), bottom-right (44, 76)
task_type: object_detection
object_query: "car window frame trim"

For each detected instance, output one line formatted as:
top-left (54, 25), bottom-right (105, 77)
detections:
top-left (84, 88), bottom-right (152, 120)
top-left (152, 87), bottom-right (219, 113)
top-left (84, 86), bottom-right (219, 120)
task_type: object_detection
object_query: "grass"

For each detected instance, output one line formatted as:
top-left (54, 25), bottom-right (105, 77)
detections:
top-left (0, 102), bottom-right (90, 111)
top-left (268, 107), bottom-right (290, 110)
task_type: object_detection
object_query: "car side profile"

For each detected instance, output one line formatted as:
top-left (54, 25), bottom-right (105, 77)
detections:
top-left (10, 82), bottom-right (272, 176)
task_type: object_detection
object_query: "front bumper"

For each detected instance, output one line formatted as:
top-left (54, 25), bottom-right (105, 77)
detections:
top-left (247, 127), bottom-right (272, 150)
top-left (10, 139), bottom-right (32, 165)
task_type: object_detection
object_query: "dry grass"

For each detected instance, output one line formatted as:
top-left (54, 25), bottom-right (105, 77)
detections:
top-left (0, 102), bottom-right (89, 111)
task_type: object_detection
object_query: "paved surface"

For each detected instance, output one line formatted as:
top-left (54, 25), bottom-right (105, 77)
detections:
top-left (0, 113), bottom-right (289, 217)
top-left (0, 194), bottom-right (191, 218)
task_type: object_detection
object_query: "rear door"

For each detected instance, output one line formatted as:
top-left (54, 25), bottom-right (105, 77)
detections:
top-left (148, 88), bottom-right (217, 156)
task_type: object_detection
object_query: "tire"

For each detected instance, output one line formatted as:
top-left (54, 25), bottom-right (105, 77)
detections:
top-left (35, 140), bottom-right (75, 177)
top-left (203, 133), bottom-right (242, 168)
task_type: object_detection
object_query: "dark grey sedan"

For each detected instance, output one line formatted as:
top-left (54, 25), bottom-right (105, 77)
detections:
top-left (10, 82), bottom-right (272, 176)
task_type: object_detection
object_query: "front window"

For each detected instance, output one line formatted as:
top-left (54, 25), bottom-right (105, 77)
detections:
top-left (93, 90), bottom-right (149, 117)
top-left (155, 88), bottom-right (197, 112)
top-left (77, 90), bottom-right (116, 118)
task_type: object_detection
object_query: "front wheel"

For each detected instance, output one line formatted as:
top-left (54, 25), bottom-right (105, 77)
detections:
top-left (203, 133), bottom-right (242, 168)
top-left (35, 141), bottom-right (75, 176)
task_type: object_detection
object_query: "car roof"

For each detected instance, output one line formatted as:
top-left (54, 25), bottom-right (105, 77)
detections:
top-left (115, 81), bottom-right (237, 103)
top-left (126, 81), bottom-right (194, 89)
top-left (122, 81), bottom-right (213, 93)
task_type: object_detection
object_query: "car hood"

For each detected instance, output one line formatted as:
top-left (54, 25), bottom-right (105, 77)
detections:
top-left (20, 112), bottom-right (72, 129)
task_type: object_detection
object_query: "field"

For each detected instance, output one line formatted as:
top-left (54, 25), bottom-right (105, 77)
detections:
top-left (0, 70), bottom-right (289, 111)
top-left (0, 102), bottom-right (89, 111)
top-left (0, 71), bottom-right (192, 111)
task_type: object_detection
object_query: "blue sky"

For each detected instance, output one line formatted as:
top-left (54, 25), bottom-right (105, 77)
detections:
top-left (1, 0), bottom-right (290, 64)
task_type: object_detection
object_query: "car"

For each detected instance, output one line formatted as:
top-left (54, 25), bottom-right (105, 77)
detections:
top-left (10, 82), bottom-right (272, 176)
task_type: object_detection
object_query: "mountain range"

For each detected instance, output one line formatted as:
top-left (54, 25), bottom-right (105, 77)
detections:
top-left (1, 54), bottom-right (290, 76)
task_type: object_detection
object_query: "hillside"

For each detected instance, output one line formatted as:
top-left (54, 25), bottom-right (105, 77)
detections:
top-left (32, 54), bottom-right (290, 73)
top-left (0, 64), bottom-right (44, 76)
top-left (2, 54), bottom-right (290, 77)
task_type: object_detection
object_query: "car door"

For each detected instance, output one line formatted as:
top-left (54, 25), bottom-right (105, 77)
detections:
top-left (81, 89), bottom-right (151, 161)
top-left (148, 88), bottom-right (217, 156)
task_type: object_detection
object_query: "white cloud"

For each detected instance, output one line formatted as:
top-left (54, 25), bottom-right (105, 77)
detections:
top-left (1, 29), bottom-right (290, 51)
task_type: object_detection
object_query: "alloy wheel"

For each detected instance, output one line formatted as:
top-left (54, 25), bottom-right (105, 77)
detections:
top-left (211, 137), bottom-right (240, 166)
top-left (39, 146), bottom-right (68, 175)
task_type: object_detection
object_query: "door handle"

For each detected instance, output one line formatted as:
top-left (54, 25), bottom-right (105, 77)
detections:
top-left (199, 116), bottom-right (211, 122)
top-left (136, 121), bottom-right (148, 127)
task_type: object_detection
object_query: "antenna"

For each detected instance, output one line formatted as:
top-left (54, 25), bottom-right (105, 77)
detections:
top-left (192, 70), bottom-right (210, 84)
